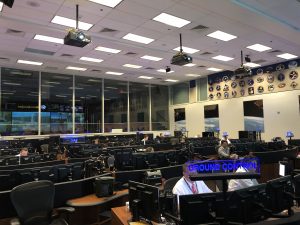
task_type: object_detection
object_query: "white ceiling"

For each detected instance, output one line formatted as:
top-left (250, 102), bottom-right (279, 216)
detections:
top-left (0, 0), bottom-right (299, 85)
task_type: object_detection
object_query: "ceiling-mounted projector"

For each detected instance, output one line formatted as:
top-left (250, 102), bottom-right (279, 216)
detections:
top-left (234, 50), bottom-right (252, 77)
top-left (171, 52), bottom-right (192, 66)
top-left (64, 4), bottom-right (91, 48)
top-left (64, 29), bottom-right (91, 47)
top-left (171, 33), bottom-right (192, 66)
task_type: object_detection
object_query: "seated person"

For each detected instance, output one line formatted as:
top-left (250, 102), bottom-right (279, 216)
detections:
top-left (218, 140), bottom-right (238, 160)
top-left (228, 156), bottom-right (259, 191)
top-left (15, 148), bottom-right (29, 157)
top-left (219, 132), bottom-right (231, 145)
top-left (141, 134), bottom-right (149, 145)
top-left (154, 135), bottom-right (161, 143)
top-left (173, 163), bottom-right (212, 196)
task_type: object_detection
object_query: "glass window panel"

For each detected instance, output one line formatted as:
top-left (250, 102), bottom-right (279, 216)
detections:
top-left (129, 82), bottom-right (150, 131)
top-left (41, 72), bottom-right (73, 134)
top-left (75, 76), bottom-right (102, 133)
top-left (151, 85), bottom-right (169, 130)
top-left (170, 82), bottom-right (189, 105)
top-left (104, 80), bottom-right (128, 132)
top-left (1, 67), bottom-right (39, 135)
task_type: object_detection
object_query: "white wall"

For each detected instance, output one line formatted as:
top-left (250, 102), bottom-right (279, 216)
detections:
top-left (169, 90), bottom-right (300, 142)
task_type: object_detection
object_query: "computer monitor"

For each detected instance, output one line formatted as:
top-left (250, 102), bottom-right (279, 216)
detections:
top-left (179, 192), bottom-right (222, 225)
top-left (265, 175), bottom-right (294, 214)
top-left (226, 184), bottom-right (269, 224)
top-left (202, 132), bottom-right (214, 138)
top-left (128, 181), bottom-right (160, 223)
top-left (174, 131), bottom-right (182, 138)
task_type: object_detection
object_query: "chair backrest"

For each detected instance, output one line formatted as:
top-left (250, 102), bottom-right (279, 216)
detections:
top-left (164, 176), bottom-right (181, 192)
top-left (10, 180), bottom-right (54, 225)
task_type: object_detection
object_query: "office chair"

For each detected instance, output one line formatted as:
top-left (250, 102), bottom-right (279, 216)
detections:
top-left (10, 180), bottom-right (74, 225)
top-left (164, 176), bottom-right (181, 193)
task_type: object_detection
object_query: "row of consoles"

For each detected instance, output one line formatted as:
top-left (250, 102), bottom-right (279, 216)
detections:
top-left (129, 174), bottom-right (300, 225)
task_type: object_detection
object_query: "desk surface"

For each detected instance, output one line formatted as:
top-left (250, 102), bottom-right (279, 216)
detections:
top-left (111, 206), bottom-right (161, 225)
top-left (67, 189), bottom-right (128, 207)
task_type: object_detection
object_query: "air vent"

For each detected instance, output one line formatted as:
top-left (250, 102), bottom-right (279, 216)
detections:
top-left (0, 57), bottom-right (9, 61)
top-left (25, 48), bottom-right (55, 56)
top-left (124, 52), bottom-right (138, 56)
top-left (91, 69), bottom-right (102, 73)
top-left (268, 50), bottom-right (282, 54)
top-left (197, 65), bottom-right (206, 68)
top-left (99, 28), bottom-right (120, 37)
top-left (253, 59), bottom-right (267, 64)
top-left (200, 52), bottom-right (212, 55)
top-left (6, 29), bottom-right (26, 37)
top-left (45, 66), bottom-right (58, 70)
top-left (155, 78), bottom-right (163, 80)
top-left (100, 28), bottom-right (118, 33)
top-left (145, 67), bottom-right (155, 70)
top-left (191, 25), bottom-right (209, 30)
top-left (27, 1), bottom-right (40, 7)
top-left (60, 53), bottom-right (74, 58)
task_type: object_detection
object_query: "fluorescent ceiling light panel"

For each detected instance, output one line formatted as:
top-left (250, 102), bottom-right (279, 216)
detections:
top-left (80, 57), bottom-right (103, 63)
top-left (212, 55), bottom-right (234, 61)
top-left (173, 46), bottom-right (199, 54)
top-left (183, 63), bottom-right (196, 67)
top-left (95, 46), bottom-right (121, 53)
top-left (207, 30), bottom-right (237, 41)
top-left (123, 64), bottom-right (142, 69)
top-left (51, 16), bottom-right (93, 31)
top-left (152, 13), bottom-right (191, 28)
top-left (0, 3), bottom-right (4, 12)
top-left (138, 76), bottom-right (153, 80)
top-left (243, 62), bottom-right (261, 68)
top-left (141, 55), bottom-right (163, 61)
top-left (165, 79), bottom-right (178, 82)
top-left (122, 33), bottom-right (154, 44)
top-left (34, 34), bottom-right (63, 44)
top-left (17, 59), bottom-right (43, 66)
top-left (66, 66), bottom-right (87, 71)
top-left (207, 67), bottom-right (223, 72)
top-left (157, 69), bottom-right (174, 73)
top-left (186, 74), bottom-right (201, 77)
top-left (105, 71), bottom-right (123, 75)
top-left (246, 44), bottom-right (271, 52)
top-left (276, 53), bottom-right (298, 60)
top-left (88, 0), bottom-right (123, 8)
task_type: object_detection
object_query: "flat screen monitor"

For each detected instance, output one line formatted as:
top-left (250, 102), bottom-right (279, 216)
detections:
top-left (128, 181), bottom-right (160, 223)
top-left (265, 175), bottom-right (294, 214)
top-left (174, 131), bottom-right (182, 138)
top-left (202, 132), bottom-right (214, 138)
top-left (179, 192), bottom-right (223, 225)
top-left (226, 184), bottom-right (269, 224)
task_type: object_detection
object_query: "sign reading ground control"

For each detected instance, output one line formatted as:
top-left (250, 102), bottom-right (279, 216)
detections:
top-left (187, 158), bottom-right (260, 174)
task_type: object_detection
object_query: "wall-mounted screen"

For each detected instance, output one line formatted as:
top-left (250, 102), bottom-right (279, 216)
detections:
top-left (243, 99), bottom-right (264, 132)
top-left (204, 104), bottom-right (219, 132)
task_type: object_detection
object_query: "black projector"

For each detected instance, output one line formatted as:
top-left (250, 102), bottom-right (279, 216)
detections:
top-left (171, 52), bottom-right (193, 66)
top-left (234, 66), bottom-right (252, 77)
top-left (64, 29), bottom-right (91, 48)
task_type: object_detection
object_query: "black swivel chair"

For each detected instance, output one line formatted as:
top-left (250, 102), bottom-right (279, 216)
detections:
top-left (10, 180), bottom-right (74, 225)
top-left (164, 176), bottom-right (181, 193)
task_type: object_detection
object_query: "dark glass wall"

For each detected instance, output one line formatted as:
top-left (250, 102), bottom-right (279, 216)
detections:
top-left (0, 68), bottom-right (39, 135)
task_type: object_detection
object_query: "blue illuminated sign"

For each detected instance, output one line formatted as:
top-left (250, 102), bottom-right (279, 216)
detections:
top-left (187, 158), bottom-right (260, 174)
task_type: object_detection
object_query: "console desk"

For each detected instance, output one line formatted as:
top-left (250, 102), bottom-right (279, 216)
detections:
top-left (66, 189), bottom-right (128, 225)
